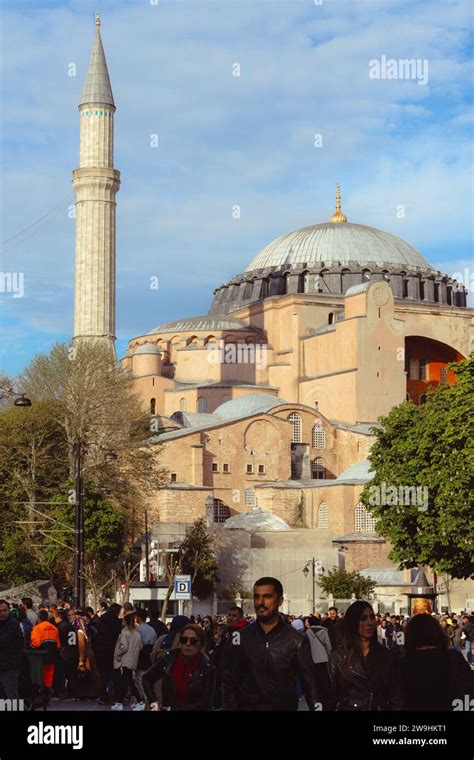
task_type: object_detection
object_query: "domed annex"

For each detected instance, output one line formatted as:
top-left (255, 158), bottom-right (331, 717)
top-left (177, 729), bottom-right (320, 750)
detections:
top-left (210, 186), bottom-right (467, 314)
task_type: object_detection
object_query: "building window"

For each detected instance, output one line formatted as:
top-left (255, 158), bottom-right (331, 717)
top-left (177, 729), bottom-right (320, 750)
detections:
top-left (179, 397), bottom-right (187, 412)
top-left (222, 463), bottom-right (230, 473)
top-left (213, 499), bottom-right (230, 523)
top-left (328, 312), bottom-right (335, 325)
top-left (419, 394), bottom-right (427, 404)
top-left (434, 283), bottom-right (440, 303)
top-left (221, 395), bottom-right (230, 404)
top-left (355, 502), bottom-right (377, 533)
top-left (312, 423), bottom-right (325, 449)
top-left (419, 359), bottom-right (427, 380)
top-left (440, 366), bottom-right (447, 384)
top-left (402, 278), bottom-right (408, 298)
top-left (212, 463), bottom-right (218, 473)
top-left (170, 473), bottom-right (177, 483)
top-left (362, 269), bottom-right (371, 282)
top-left (150, 398), bottom-right (156, 415)
top-left (287, 413), bottom-right (302, 443)
top-left (420, 280), bottom-right (425, 300)
top-left (245, 488), bottom-right (256, 506)
top-left (246, 464), bottom-right (254, 474)
top-left (258, 464), bottom-right (265, 475)
top-left (311, 458), bottom-right (325, 479)
top-left (318, 502), bottom-right (328, 529)
top-left (314, 401), bottom-right (319, 410)
top-left (197, 397), bottom-right (208, 413)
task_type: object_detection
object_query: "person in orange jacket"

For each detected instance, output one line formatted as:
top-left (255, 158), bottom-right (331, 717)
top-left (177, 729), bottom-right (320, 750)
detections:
top-left (31, 609), bottom-right (61, 690)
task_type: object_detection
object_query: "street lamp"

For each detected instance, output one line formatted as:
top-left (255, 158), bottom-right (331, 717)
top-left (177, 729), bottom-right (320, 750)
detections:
top-left (73, 439), bottom-right (85, 609)
top-left (13, 394), bottom-right (32, 407)
top-left (303, 558), bottom-right (324, 614)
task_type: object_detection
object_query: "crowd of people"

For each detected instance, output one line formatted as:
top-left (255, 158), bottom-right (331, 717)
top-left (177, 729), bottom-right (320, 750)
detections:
top-left (0, 580), bottom-right (472, 712)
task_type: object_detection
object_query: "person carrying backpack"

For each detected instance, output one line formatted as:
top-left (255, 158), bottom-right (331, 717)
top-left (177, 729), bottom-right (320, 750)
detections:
top-left (306, 614), bottom-right (332, 708)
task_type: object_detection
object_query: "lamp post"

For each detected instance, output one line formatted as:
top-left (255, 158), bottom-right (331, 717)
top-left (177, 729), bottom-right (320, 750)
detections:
top-left (73, 439), bottom-right (85, 609)
top-left (303, 558), bottom-right (324, 614)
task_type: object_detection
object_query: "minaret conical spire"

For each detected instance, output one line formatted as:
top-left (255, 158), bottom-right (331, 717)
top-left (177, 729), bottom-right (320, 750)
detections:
top-left (79, 14), bottom-right (115, 107)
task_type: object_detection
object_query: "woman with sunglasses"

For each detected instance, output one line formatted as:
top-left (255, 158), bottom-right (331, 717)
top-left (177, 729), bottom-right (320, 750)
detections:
top-left (142, 624), bottom-right (216, 711)
top-left (328, 600), bottom-right (402, 711)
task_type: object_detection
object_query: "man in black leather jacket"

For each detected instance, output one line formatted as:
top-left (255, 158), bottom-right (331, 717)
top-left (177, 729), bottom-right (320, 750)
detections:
top-left (223, 577), bottom-right (321, 711)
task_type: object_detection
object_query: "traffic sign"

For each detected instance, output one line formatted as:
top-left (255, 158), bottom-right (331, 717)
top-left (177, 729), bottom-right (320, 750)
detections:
top-left (174, 574), bottom-right (192, 600)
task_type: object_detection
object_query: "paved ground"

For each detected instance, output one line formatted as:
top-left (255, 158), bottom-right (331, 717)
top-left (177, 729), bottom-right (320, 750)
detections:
top-left (43, 697), bottom-right (310, 712)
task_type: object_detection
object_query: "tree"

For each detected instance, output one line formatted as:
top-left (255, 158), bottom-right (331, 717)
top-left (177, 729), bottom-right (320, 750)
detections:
top-left (361, 355), bottom-right (474, 579)
top-left (0, 400), bottom-right (69, 584)
top-left (42, 483), bottom-right (126, 583)
top-left (20, 342), bottom-right (168, 502)
top-left (318, 568), bottom-right (375, 599)
top-left (180, 519), bottom-right (219, 600)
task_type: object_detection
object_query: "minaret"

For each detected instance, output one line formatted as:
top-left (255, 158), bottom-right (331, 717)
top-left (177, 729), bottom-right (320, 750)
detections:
top-left (73, 15), bottom-right (120, 349)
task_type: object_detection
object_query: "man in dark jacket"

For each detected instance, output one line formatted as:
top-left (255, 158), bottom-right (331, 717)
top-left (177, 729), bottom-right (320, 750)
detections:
top-left (0, 600), bottom-right (23, 700)
top-left (322, 607), bottom-right (341, 649)
top-left (92, 602), bottom-right (122, 704)
top-left (223, 577), bottom-right (320, 711)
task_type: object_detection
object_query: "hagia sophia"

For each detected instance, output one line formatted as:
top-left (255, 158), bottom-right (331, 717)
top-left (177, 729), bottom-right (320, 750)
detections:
top-left (72, 19), bottom-right (473, 613)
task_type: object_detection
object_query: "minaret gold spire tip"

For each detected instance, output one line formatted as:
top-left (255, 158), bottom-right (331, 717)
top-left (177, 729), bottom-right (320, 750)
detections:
top-left (329, 183), bottom-right (348, 223)
top-left (95, 13), bottom-right (101, 28)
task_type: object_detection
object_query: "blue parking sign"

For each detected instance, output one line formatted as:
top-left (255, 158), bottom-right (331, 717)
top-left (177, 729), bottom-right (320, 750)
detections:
top-left (174, 574), bottom-right (192, 600)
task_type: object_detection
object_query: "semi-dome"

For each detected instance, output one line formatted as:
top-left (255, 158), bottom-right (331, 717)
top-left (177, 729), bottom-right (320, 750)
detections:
top-left (214, 393), bottom-right (287, 420)
top-left (224, 507), bottom-right (291, 531)
top-left (245, 221), bottom-right (434, 273)
top-left (133, 343), bottom-right (163, 355)
top-left (150, 315), bottom-right (255, 334)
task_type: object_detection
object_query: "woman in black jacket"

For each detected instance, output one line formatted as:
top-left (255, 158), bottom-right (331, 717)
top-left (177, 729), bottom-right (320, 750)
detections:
top-left (142, 624), bottom-right (215, 711)
top-left (328, 600), bottom-right (402, 711)
top-left (400, 613), bottom-right (473, 711)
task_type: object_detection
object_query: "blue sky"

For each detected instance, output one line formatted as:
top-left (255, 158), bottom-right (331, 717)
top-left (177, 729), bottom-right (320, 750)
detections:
top-left (1, 0), bottom-right (473, 376)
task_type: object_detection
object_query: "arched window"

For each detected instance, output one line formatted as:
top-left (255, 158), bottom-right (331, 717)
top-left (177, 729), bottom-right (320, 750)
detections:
top-left (204, 335), bottom-right (217, 346)
top-left (382, 270), bottom-right (390, 282)
top-left (179, 398), bottom-right (187, 412)
top-left (362, 269), bottom-right (371, 282)
top-left (150, 398), bottom-right (156, 415)
top-left (213, 499), bottom-right (230, 523)
top-left (318, 502), bottom-right (328, 529)
top-left (312, 422), bottom-right (325, 449)
top-left (287, 413), bottom-right (302, 443)
top-left (245, 488), bottom-right (256, 506)
top-left (355, 502), bottom-right (377, 533)
top-left (186, 335), bottom-right (198, 346)
top-left (197, 397), bottom-right (208, 413)
top-left (221, 394), bottom-right (230, 404)
top-left (328, 312), bottom-right (335, 325)
top-left (314, 400), bottom-right (319, 410)
top-left (261, 278), bottom-right (269, 299)
top-left (419, 394), bottom-right (427, 404)
top-left (311, 457), bottom-right (325, 479)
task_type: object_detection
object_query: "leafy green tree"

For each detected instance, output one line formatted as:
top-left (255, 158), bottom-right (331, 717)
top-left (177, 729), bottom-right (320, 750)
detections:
top-left (318, 568), bottom-right (375, 599)
top-left (361, 355), bottom-right (474, 579)
top-left (0, 400), bottom-right (69, 584)
top-left (43, 483), bottom-right (126, 582)
top-left (180, 518), bottom-right (219, 599)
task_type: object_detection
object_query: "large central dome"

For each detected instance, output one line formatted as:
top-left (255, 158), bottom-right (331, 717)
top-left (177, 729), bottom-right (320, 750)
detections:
top-left (245, 221), bottom-right (435, 273)
top-left (209, 187), bottom-right (465, 314)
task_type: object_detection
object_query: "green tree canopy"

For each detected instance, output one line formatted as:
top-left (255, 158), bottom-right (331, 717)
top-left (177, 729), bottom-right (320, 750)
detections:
top-left (361, 354), bottom-right (474, 579)
top-left (318, 568), bottom-right (375, 599)
top-left (179, 518), bottom-right (219, 600)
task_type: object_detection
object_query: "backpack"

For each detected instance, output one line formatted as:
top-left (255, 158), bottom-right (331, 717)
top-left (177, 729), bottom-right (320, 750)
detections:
top-left (307, 626), bottom-right (332, 664)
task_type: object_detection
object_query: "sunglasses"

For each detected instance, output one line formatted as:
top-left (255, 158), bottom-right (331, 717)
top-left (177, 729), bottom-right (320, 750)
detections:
top-left (181, 636), bottom-right (199, 645)
top-left (360, 613), bottom-right (376, 621)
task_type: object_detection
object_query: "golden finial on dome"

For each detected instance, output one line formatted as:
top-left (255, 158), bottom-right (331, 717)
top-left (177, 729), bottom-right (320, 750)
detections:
top-left (330, 183), bottom-right (348, 223)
